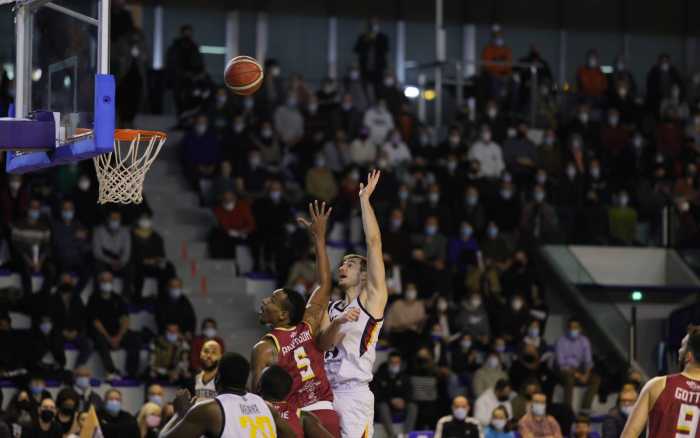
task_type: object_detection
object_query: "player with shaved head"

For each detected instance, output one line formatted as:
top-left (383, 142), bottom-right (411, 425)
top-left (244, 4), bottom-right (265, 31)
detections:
top-left (193, 340), bottom-right (222, 401)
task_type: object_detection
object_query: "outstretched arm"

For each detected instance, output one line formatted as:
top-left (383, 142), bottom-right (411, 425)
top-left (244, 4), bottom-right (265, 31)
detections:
top-left (160, 391), bottom-right (219, 438)
top-left (299, 201), bottom-right (333, 334)
top-left (359, 170), bottom-right (388, 319)
top-left (251, 338), bottom-right (277, 392)
top-left (621, 376), bottom-right (664, 438)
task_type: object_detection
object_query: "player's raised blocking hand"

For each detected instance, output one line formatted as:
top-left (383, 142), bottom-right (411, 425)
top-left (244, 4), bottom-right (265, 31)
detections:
top-left (359, 169), bottom-right (381, 200)
top-left (296, 200), bottom-right (332, 240)
top-left (173, 389), bottom-right (194, 418)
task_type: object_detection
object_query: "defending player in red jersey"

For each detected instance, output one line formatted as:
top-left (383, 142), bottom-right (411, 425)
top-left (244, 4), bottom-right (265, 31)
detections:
top-left (251, 201), bottom-right (342, 438)
top-left (622, 325), bottom-right (700, 437)
top-left (259, 365), bottom-right (335, 438)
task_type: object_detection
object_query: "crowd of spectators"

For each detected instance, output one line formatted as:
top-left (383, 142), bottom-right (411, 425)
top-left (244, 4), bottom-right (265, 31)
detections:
top-left (1, 9), bottom-right (699, 437)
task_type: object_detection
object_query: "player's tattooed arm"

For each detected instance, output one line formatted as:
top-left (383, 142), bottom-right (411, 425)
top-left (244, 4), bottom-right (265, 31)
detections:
top-left (359, 169), bottom-right (388, 319)
top-left (297, 200), bottom-right (333, 334)
top-left (251, 338), bottom-right (277, 392)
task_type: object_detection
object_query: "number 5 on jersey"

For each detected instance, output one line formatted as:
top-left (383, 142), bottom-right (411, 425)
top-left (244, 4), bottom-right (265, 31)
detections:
top-left (677, 403), bottom-right (700, 437)
top-left (294, 346), bottom-right (316, 382)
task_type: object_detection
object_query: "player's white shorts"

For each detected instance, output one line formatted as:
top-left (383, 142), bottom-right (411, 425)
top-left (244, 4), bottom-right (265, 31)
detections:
top-left (333, 385), bottom-right (374, 438)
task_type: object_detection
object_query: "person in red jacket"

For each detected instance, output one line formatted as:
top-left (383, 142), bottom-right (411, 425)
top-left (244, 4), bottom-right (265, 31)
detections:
top-left (209, 190), bottom-right (255, 258)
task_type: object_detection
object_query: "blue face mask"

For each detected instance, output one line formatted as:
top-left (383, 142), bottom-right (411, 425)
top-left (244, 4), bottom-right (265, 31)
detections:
top-left (28, 210), bottom-right (40, 221)
top-left (466, 195), bottom-right (478, 206)
top-left (148, 395), bottom-right (163, 406)
top-left (569, 329), bottom-right (580, 339)
top-left (487, 227), bottom-right (498, 239)
top-left (425, 225), bottom-right (437, 236)
top-left (528, 327), bottom-right (540, 338)
top-left (462, 227), bottom-right (473, 238)
top-left (30, 385), bottom-right (44, 396)
top-left (75, 376), bottom-right (90, 389)
top-left (106, 400), bottom-right (121, 415)
top-left (62, 210), bottom-right (74, 221)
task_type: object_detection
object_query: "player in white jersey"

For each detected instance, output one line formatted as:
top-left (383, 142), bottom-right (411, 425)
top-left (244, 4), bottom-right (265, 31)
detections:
top-left (193, 340), bottom-right (222, 401)
top-left (159, 352), bottom-right (295, 438)
top-left (317, 170), bottom-right (388, 438)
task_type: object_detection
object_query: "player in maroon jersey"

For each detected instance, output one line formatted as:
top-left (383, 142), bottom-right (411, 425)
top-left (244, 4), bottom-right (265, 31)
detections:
top-left (259, 365), bottom-right (335, 438)
top-left (622, 325), bottom-right (700, 437)
top-left (251, 201), bottom-right (351, 438)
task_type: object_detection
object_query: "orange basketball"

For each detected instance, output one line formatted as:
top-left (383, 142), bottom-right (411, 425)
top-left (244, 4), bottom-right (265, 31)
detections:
top-left (224, 55), bottom-right (264, 96)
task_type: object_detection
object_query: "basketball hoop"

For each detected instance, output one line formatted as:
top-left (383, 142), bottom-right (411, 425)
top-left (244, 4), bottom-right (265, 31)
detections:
top-left (93, 129), bottom-right (167, 204)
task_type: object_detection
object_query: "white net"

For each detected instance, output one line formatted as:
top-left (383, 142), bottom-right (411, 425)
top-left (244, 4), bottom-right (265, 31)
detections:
top-left (93, 129), bottom-right (167, 204)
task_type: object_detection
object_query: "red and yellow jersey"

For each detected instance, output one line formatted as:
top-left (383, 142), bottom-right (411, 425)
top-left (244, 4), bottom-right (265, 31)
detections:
top-left (649, 373), bottom-right (700, 437)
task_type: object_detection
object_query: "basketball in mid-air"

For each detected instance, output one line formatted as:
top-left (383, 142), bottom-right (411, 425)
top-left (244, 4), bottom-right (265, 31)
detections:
top-left (224, 56), bottom-right (264, 96)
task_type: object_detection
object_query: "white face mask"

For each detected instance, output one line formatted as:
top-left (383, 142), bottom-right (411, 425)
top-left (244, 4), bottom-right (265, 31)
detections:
top-left (223, 202), bottom-right (235, 211)
top-left (486, 356), bottom-right (500, 368)
top-left (78, 178), bottom-right (91, 191)
top-left (531, 402), bottom-right (546, 417)
top-left (203, 327), bottom-right (217, 338)
top-left (405, 289), bottom-right (418, 300)
top-left (452, 407), bottom-right (468, 421)
top-left (620, 405), bottom-right (633, 416)
top-left (491, 419), bottom-right (507, 430)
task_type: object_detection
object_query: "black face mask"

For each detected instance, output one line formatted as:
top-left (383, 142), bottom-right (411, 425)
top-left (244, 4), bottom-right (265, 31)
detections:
top-left (60, 406), bottom-right (75, 417)
top-left (523, 353), bottom-right (538, 364)
top-left (497, 394), bottom-right (509, 402)
top-left (40, 410), bottom-right (55, 423)
top-left (17, 400), bottom-right (32, 411)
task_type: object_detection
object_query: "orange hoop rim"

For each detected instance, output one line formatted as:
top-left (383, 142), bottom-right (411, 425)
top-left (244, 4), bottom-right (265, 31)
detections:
top-left (114, 129), bottom-right (168, 141)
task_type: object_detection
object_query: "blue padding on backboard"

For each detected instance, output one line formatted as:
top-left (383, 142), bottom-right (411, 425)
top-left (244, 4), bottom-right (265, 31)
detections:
top-left (52, 74), bottom-right (115, 164)
top-left (0, 117), bottom-right (55, 151)
top-left (5, 111), bottom-right (54, 174)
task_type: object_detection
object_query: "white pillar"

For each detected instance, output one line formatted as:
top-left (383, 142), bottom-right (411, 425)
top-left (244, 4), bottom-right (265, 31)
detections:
top-left (395, 20), bottom-right (406, 83)
top-left (558, 29), bottom-right (567, 84)
top-left (152, 5), bottom-right (164, 69)
top-left (328, 16), bottom-right (338, 79)
top-left (225, 11), bottom-right (240, 62)
top-left (255, 12), bottom-right (268, 63)
top-left (97, 0), bottom-right (110, 74)
top-left (14, 3), bottom-right (31, 118)
top-left (462, 23), bottom-right (476, 77)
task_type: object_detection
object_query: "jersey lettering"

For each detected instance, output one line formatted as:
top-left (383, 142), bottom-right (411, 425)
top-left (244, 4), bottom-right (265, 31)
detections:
top-left (240, 415), bottom-right (276, 438)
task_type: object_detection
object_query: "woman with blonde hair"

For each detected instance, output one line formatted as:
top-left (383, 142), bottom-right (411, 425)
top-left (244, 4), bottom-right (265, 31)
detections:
top-left (136, 402), bottom-right (162, 438)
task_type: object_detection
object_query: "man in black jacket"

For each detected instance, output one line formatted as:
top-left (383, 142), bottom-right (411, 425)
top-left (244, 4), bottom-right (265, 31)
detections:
top-left (131, 214), bottom-right (176, 302)
top-left (353, 17), bottom-right (389, 99)
top-left (250, 180), bottom-right (292, 276)
top-left (50, 279), bottom-right (92, 368)
top-left (155, 277), bottom-right (196, 338)
top-left (99, 389), bottom-right (139, 438)
top-left (372, 351), bottom-right (412, 438)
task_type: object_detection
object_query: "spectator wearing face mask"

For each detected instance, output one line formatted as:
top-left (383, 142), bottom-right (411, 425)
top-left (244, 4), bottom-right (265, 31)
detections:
top-left (221, 115), bottom-right (251, 165)
top-left (181, 114), bottom-right (220, 188)
top-left (440, 126), bottom-right (469, 162)
top-left (519, 186), bottom-right (560, 247)
top-left (364, 99), bottom-right (395, 147)
top-left (501, 251), bottom-right (537, 302)
top-left (419, 184), bottom-right (453, 234)
top-left (155, 277), bottom-right (196, 337)
top-left (536, 131), bottom-right (563, 178)
top-left (599, 108), bottom-right (630, 160)
top-left (209, 191), bottom-right (255, 259)
top-left (488, 181), bottom-right (522, 241)
top-left (99, 389), bottom-right (139, 438)
top-left (495, 294), bottom-right (530, 344)
top-left (354, 17), bottom-right (389, 99)
top-left (0, 174), bottom-right (30, 225)
top-left (385, 283), bottom-right (427, 358)
top-left (646, 53), bottom-right (684, 116)
top-left (27, 314), bottom-right (66, 379)
top-left (250, 180), bottom-right (293, 275)
top-left (509, 344), bottom-right (554, 402)
top-left (576, 49), bottom-right (607, 102)
top-left (566, 105), bottom-right (600, 153)
top-left (372, 351), bottom-right (412, 438)
top-left (412, 216), bottom-right (448, 264)
top-left (131, 213), bottom-right (175, 302)
top-left (481, 26), bottom-right (513, 99)
top-left (555, 318), bottom-right (600, 411)
top-left (615, 132), bottom-right (652, 186)
top-left (87, 271), bottom-right (143, 380)
top-left (474, 379), bottom-right (514, 426)
top-left (149, 323), bottom-right (191, 383)
top-left (305, 155), bottom-right (339, 202)
top-left (257, 59), bottom-right (285, 110)
top-left (518, 392), bottom-right (562, 438)
top-left (485, 405), bottom-right (515, 438)
top-left (382, 130), bottom-right (412, 168)
top-left (480, 222), bottom-right (512, 266)
top-left (503, 123), bottom-right (537, 181)
top-left (585, 159), bottom-right (610, 203)
top-left (456, 186), bottom-right (487, 235)
top-left (434, 395), bottom-right (481, 438)
top-left (473, 352), bottom-right (509, 398)
top-left (382, 208), bottom-right (414, 267)
top-left (23, 397), bottom-right (62, 438)
top-left (72, 367), bottom-right (103, 412)
top-left (189, 318), bottom-right (225, 371)
top-left (454, 293), bottom-right (491, 346)
top-left (136, 402), bottom-right (161, 438)
top-left (608, 190), bottom-right (638, 245)
top-left (70, 174), bottom-right (99, 228)
top-left (602, 389), bottom-right (637, 438)
top-left (510, 380), bottom-right (542, 421)
top-left (92, 210), bottom-right (133, 297)
top-left (448, 221), bottom-right (480, 276)
top-left (207, 88), bottom-right (234, 136)
top-left (607, 55), bottom-right (637, 97)
top-left (252, 120), bottom-right (282, 169)
top-left (407, 347), bottom-right (441, 431)
top-left (349, 127), bottom-right (378, 167)
top-left (274, 94), bottom-right (304, 147)
top-left (468, 125), bottom-right (505, 179)
top-left (51, 199), bottom-right (91, 293)
top-left (11, 198), bottom-right (54, 296)
top-left (54, 388), bottom-right (79, 437)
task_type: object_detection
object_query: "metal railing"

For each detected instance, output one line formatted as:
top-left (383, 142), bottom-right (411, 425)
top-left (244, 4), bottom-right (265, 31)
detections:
top-left (409, 59), bottom-right (542, 132)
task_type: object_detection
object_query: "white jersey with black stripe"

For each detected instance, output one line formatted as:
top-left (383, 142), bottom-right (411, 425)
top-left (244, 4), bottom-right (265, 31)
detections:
top-left (216, 392), bottom-right (277, 438)
top-left (324, 297), bottom-right (384, 388)
top-left (195, 372), bottom-right (218, 400)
